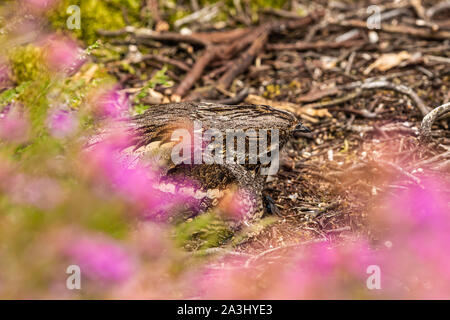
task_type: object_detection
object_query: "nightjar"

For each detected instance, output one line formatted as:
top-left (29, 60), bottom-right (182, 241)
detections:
top-left (129, 102), bottom-right (309, 228)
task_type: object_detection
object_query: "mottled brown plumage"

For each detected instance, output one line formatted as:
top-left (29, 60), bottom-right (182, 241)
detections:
top-left (131, 102), bottom-right (307, 226)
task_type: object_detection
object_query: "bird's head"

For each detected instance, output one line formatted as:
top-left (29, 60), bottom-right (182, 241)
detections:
top-left (293, 122), bottom-right (311, 133)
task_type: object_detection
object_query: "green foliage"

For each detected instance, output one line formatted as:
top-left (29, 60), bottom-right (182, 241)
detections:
top-left (47, 0), bottom-right (290, 44)
top-left (208, 0), bottom-right (287, 9)
top-left (0, 82), bottom-right (30, 108)
top-left (251, 0), bottom-right (287, 9)
top-left (174, 212), bottom-right (233, 251)
top-left (230, 216), bottom-right (277, 246)
top-left (7, 45), bottom-right (48, 84)
top-left (133, 66), bottom-right (170, 114)
top-left (49, 0), bottom-right (142, 44)
top-left (3, 41), bottom-right (112, 149)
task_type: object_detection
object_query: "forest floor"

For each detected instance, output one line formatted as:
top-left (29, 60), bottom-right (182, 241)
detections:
top-left (98, 0), bottom-right (450, 259)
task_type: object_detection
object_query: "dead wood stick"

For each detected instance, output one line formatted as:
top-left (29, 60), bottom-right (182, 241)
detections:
top-left (338, 79), bottom-right (430, 116)
top-left (325, 226), bottom-right (351, 234)
top-left (244, 94), bottom-right (330, 122)
top-left (139, 54), bottom-right (191, 72)
top-left (190, 0), bottom-right (199, 11)
top-left (172, 47), bottom-right (218, 100)
top-left (99, 14), bottom-right (314, 48)
top-left (146, 0), bottom-right (169, 32)
top-left (96, 29), bottom-right (129, 37)
top-left (327, 107), bottom-right (378, 119)
top-left (171, 29), bottom-right (258, 99)
top-left (97, 27), bottom-right (209, 47)
top-left (413, 150), bottom-right (450, 167)
top-left (174, 2), bottom-right (221, 28)
top-left (300, 78), bottom-right (430, 117)
top-left (375, 160), bottom-right (423, 188)
top-left (214, 11), bottom-right (324, 89)
top-left (206, 88), bottom-right (250, 105)
top-left (216, 24), bottom-right (268, 61)
top-left (266, 39), bottom-right (366, 51)
top-left (192, 28), bottom-right (250, 44)
top-left (330, 19), bottom-right (450, 40)
top-left (411, 0), bottom-right (427, 21)
top-left (420, 102), bottom-right (450, 141)
top-left (217, 31), bottom-right (268, 90)
top-left (301, 91), bottom-right (363, 109)
top-left (359, 80), bottom-right (431, 116)
top-left (427, 1), bottom-right (450, 19)
top-left (147, 0), bottom-right (161, 22)
top-left (170, 11), bottom-right (323, 98)
top-left (280, 10), bottom-right (324, 31)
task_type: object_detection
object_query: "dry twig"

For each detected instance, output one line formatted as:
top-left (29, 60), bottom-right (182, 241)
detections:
top-left (420, 102), bottom-right (450, 141)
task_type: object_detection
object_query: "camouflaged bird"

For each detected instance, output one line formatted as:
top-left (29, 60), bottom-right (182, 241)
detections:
top-left (130, 102), bottom-right (309, 228)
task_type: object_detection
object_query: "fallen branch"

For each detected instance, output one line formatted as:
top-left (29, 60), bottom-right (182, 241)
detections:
top-left (217, 30), bottom-right (269, 90)
top-left (301, 90), bottom-right (363, 110)
top-left (244, 94), bottom-right (331, 122)
top-left (174, 10), bottom-right (324, 98)
top-left (172, 48), bottom-right (218, 101)
top-left (140, 54), bottom-right (191, 71)
top-left (147, 0), bottom-right (169, 31)
top-left (173, 2), bottom-right (221, 28)
top-left (329, 18), bottom-right (450, 40)
top-left (98, 26), bottom-right (209, 47)
top-left (266, 39), bottom-right (366, 51)
top-left (327, 107), bottom-right (378, 119)
top-left (358, 80), bottom-right (431, 116)
top-left (99, 10), bottom-right (324, 100)
top-left (206, 88), bottom-right (250, 105)
top-left (420, 102), bottom-right (450, 141)
top-left (427, 1), bottom-right (450, 19)
top-left (375, 159), bottom-right (423, 188)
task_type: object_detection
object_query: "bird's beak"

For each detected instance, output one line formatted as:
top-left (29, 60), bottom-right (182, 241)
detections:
top-left (293, 123), bottom-right (311, 133)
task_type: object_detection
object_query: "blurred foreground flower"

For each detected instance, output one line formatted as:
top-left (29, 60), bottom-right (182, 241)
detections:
top-left (189, 174), bottom-right (450, 299)
top-left (11, 176), bottom-right (64, 210)
top-left (0, 104), bottom-right (30, 143)
top-left (83, 126), bottom-right (192, 220)
top-left (24, 0), bottom-right (59, 12)
top-left (193, 241), bottom-right (380, 299)
top-left (40, 35), bottom-right (85, 75)
top-left (0, 161), bottom-right (65, 210)
top-left (92, 88), bottom-right (130, 119)
top-left (370, 177), bottom-right (450, 298)
top-left (47, 107), bottom-right (78, 138)
top-left (65, 234), bottom-right (134, 284)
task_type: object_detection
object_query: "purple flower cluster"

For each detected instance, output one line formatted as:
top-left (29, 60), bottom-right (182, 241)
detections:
top-left (65, 234), bottom-right (134, 284)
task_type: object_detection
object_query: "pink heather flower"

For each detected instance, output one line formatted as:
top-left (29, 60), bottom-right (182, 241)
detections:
top-left (94, 89), bottom-right (130, 119)
top-left (83, 128), bottom-right (190, 219)
top-left (193, 258), bottom-right (256, 299)
top-left (24, 0), bottom-right (59, 11)
top-left (191, 240), bottom-right (385, 300)
top-left (264, 241), bottom-right (381, 299)
top-left (130, 224), bottom-right (169, 259)
top-left (10, 175), bottom-right (64, 210)
top-left (0, 162), bottom-right (64, 210)
top-left (372, 177), bottom-right (450, 298)
top-left (0, 105), bottom-right (30, 143)
top-left (41, 35), bottom-right (85, 74)
top-left (66, 235), bottom-right (134, 283)
top-left (47, 107), bottom-right (78, 138)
